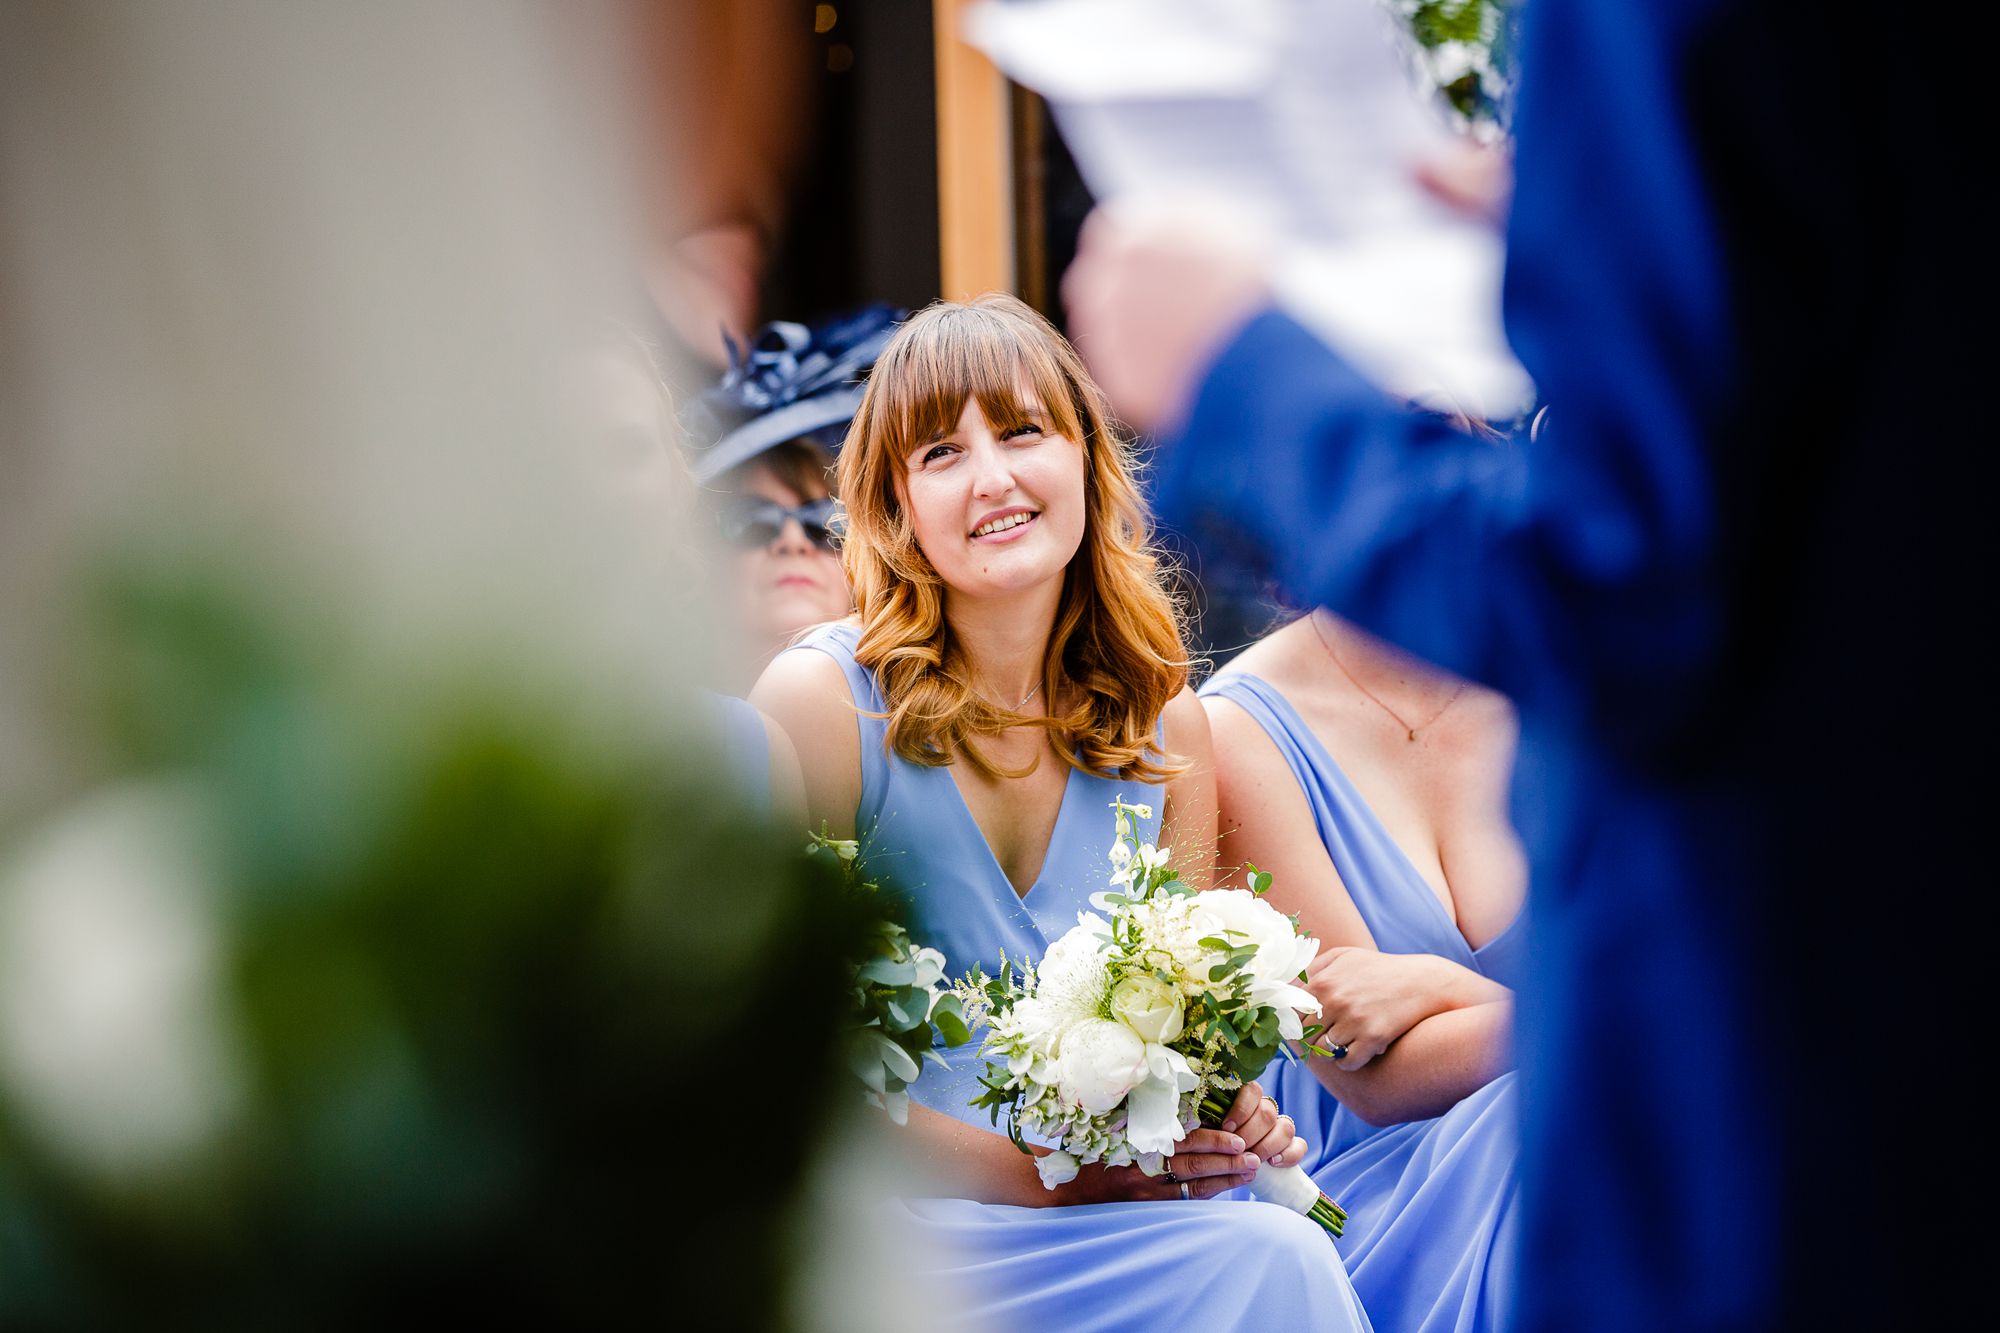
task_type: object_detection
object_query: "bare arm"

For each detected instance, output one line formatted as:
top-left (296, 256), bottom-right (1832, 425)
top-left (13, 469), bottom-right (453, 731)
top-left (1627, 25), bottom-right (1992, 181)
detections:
top-left (1207, 693), bottom-right (1511, 1124)
top-left (748, 645), bottom-right (862, 839)
top-left (1312, 1002), bottom-right (1512, 1127)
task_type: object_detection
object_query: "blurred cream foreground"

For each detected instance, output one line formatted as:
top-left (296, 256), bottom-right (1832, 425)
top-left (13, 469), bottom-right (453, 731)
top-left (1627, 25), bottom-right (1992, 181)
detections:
top-left (0, 4), bottom-right (938, 1327)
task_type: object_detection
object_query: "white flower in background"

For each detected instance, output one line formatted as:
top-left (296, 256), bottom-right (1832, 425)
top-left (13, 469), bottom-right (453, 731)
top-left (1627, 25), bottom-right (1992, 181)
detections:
top-left (1125, 802), bottom-right (1154, 822)
top-left (0, 780), bottom-right (247, 1179)
top-left (910, 945), bottom-right (948, 995)
top-left (1109, 974), bottom-right (1184, 1045)
top-left (1035, 1149), bottom-right (1081, 1189)
top-left (1056, 1017), bottom-right (1147, 1114)
top-left (1193, 890), bottom-right (1323, 1037)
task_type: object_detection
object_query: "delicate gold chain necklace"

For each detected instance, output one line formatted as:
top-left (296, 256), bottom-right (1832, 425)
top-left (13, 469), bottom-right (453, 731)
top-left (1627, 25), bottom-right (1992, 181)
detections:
top-left (975, 680), bottom-right (1042, 713)
top-left (1309, 611), bottom-right (1465, 743)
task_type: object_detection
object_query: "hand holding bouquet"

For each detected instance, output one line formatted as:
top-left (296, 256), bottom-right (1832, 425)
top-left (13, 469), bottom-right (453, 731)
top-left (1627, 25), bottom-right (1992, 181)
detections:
top-left (956, 799), bottom-right (1347, 1237)
top-left (810, 827), bottom-right (971, 1124)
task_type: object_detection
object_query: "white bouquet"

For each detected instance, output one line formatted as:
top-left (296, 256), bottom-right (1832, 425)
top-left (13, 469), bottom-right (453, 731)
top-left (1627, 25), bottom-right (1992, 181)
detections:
top-left (957, 798), bottom-right (1347, 1237)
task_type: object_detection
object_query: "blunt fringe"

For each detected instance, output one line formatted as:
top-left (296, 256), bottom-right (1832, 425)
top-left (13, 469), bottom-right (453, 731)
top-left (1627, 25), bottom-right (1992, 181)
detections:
top-left (835, 294), bottom-right (1189, 781)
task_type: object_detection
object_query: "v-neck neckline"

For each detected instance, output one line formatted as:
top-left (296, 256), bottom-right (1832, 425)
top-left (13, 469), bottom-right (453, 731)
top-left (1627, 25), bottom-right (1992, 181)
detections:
top-left (1226, 672), bottom-right (1522, 964)
top-left (936, 752), bottom-right (1085, 903)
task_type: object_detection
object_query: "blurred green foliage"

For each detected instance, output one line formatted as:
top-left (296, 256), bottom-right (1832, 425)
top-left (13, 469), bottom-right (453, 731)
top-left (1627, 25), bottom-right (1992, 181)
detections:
top-left (0, 556), bottom-right (866, 1328)
top-left (1395, 0), bottom-right (1517, 130)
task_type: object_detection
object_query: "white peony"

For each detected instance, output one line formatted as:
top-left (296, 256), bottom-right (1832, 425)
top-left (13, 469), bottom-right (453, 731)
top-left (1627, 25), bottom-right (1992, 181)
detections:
top-left (1056, 1017), bottom-right (1147, 1114)
top-left (1109, 974), bottom-right (1184, 1044)
top-left (1192, 889), bottom-right (1323, 1034)
top-left (1036, 918), bottom-right (1114, 1025)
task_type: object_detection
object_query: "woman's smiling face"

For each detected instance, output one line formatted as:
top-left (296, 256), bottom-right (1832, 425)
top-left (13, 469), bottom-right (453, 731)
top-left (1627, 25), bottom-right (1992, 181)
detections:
top-left (897, 389), bottom-right (1088, 602)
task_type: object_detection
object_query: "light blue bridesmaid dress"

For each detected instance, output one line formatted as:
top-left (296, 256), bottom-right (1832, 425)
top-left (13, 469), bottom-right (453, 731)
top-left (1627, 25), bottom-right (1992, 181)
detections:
top-left (795, 624), bottom-right (1371, 1333)
top-left (1202, 672), bottom-right (1522, 1333)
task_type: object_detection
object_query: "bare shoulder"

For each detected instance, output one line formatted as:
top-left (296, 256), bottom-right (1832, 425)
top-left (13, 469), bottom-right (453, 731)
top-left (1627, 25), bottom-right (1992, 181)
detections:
top-left (1201, 681), bottom-right (1291, 788)
top-left (1160, 684), bottom-right (1213, 761)
top-left (747, 646), bottom-right (863, 835)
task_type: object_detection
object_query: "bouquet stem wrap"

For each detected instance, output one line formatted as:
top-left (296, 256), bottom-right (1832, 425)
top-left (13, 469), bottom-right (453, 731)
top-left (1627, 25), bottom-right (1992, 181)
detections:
top-left (1198, 1091), bottom-right (1347, 1239)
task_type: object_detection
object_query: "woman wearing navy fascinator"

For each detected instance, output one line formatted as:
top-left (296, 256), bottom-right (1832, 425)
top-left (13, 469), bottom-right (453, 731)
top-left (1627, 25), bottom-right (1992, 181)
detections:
top-left (684, 305), bottom-right (902, 686)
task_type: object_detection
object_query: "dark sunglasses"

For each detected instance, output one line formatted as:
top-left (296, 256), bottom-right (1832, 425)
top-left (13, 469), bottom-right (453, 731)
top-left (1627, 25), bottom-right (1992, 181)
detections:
top-left (718, 496), bottom-right (842, 552)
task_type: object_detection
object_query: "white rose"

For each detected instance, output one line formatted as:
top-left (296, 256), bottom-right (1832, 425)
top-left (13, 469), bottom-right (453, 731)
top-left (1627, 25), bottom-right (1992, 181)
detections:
top-left (1109, 974), bottom-right (1185, 1045)
top-left (1056, 1017), bottom-right (1147, 1114)
top-left (1035, 1149), bottom-right (1081, 1190)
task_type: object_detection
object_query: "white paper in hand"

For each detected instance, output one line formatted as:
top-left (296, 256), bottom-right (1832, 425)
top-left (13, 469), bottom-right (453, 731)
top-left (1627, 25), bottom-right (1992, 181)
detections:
top-left (968, 0), bottom-right (1533, 416)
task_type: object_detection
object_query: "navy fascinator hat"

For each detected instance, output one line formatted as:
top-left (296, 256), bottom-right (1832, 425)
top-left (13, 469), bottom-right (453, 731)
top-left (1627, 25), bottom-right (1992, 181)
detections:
top-left (682, 303), bottom-right (905, 483)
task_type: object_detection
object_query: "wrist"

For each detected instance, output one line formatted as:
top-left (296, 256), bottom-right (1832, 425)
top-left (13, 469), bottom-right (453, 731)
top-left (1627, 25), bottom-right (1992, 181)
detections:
top-left (1420, 954), bottom-right (1507, 1011)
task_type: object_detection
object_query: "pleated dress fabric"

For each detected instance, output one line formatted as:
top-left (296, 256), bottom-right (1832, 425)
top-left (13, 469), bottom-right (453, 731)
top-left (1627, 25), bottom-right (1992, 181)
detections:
top-left (1203, 672), bottom-right (1522, 1333)
top-left (796, 624), bottom-right (1371, 1333)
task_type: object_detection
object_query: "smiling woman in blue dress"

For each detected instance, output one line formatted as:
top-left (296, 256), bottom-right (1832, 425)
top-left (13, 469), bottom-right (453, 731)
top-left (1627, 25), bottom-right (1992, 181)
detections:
top-left (752, 296), bottom-right (1368, 1332)
top-left (1204, 609), bottom-right (1526, 1333)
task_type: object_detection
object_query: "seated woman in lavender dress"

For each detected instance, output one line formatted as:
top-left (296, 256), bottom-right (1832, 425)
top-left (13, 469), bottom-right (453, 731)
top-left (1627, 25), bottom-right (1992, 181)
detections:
top-left (754, 297), bottom-right (1368, 1333)
top-left (1203, 609), bottom-right (1525, 1333)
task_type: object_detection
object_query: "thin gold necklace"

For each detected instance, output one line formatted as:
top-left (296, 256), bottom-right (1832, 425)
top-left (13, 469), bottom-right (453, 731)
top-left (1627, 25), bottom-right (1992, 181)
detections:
top-left (974, 680), bottom-right (1042, 713)
top-left (1309, 611), bottom-right (1465, 743)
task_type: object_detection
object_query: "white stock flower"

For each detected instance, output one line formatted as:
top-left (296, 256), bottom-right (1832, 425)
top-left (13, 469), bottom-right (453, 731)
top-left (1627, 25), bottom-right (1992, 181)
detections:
top-left (1056, 1017), bottom-right (1147, 1114)
top-left (1108, 839), bottom-right (1133, 869)
top-left (1109, 974), bottom-right (1185, 1044)
top-left (1035, 1149), bottom-right (1081, 1189)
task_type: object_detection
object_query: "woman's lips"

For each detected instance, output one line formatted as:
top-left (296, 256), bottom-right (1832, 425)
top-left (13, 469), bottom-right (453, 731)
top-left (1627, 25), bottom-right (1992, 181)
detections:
top-left (971, 511), bottom-right (1039, 544)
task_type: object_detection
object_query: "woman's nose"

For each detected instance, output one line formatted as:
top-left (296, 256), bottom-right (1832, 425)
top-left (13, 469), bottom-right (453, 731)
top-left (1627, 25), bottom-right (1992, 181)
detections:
top-left (768, 515), bottom-right (814, 555)
top-left (970, 443), bottom-right (1015, 498)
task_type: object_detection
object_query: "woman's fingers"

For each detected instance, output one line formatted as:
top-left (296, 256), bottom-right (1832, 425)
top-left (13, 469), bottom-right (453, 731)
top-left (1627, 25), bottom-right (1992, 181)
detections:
top-left (1217, 1080), bottom-right (1265, 1134)
top-left (1244, 1111), bottom-right (1297, 1162)
top-left (1268, 1134), bottom-right (1311, 1169)
top-left (1181, 1169), bottom-right (1258, 1200)
top-left (1168, 1149), bottom-right (1260, 1182)
top-left (1178, 1127), bottom-right (1246, 1156)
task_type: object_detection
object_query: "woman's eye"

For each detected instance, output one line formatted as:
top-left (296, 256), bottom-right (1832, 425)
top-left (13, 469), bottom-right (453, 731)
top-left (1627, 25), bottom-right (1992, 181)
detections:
top-left (1005, 422), bottom-right (1043, 440)
top-left (920, 443), bottom-right (956, 465)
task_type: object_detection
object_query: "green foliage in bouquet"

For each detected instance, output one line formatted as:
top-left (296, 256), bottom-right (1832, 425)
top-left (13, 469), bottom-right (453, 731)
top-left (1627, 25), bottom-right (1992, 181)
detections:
top-left (808, 827), bottom-right (971, 1124)
top-left (1391, 0), bottom-right (1518, 132)
top-left (0, 555), bottom-right (869, 1328)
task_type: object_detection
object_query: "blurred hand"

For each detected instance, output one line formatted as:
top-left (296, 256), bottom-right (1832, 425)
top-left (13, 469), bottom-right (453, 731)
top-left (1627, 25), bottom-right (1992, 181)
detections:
top-left (649, 220), bottom-right (765, 367)
top-left (1415, 140), bottom-right (1513, 227)
top-left (1061, 202), bottom-right (1272, 436)
top-left (1307, 946), bottom-right (1451, 1072)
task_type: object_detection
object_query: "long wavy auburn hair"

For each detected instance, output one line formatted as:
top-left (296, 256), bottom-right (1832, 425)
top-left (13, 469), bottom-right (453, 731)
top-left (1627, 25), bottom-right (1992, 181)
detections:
top-left (836, 294), bottom-right (1189, 781)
